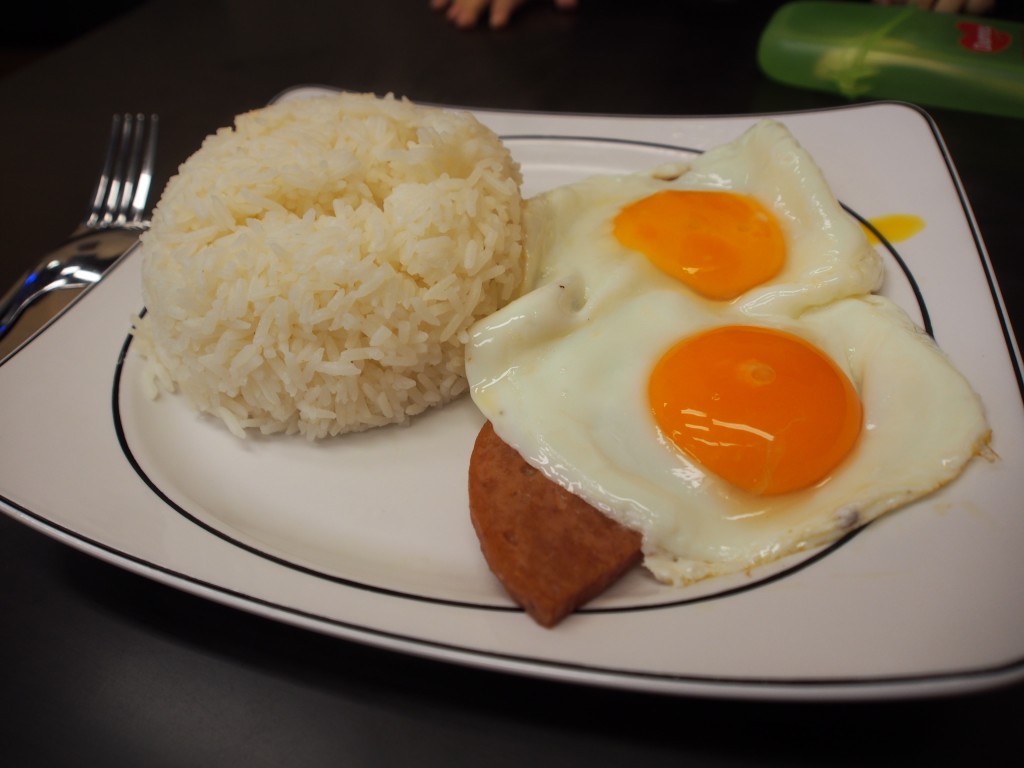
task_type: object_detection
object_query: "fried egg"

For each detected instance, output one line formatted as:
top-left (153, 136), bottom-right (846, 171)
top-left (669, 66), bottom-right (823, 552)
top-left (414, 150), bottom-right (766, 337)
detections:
top-left (466, 120), bottom-right (990, 584)
top-left (521, 119), bottom-right (884, 320)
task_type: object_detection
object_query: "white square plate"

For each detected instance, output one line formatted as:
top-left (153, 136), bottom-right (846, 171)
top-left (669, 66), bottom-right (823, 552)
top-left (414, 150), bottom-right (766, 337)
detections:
top-left (2, 86), bottom-right (1022, 701)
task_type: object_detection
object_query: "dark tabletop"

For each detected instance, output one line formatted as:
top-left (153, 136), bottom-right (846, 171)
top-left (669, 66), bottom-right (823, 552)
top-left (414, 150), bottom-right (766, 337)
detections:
top-left (1, 0), bottom-right (1022, 765)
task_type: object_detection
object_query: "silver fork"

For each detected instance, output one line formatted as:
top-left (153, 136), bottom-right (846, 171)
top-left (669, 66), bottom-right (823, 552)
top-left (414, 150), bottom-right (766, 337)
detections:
top-left (0, 113), bottom-right (159, 342)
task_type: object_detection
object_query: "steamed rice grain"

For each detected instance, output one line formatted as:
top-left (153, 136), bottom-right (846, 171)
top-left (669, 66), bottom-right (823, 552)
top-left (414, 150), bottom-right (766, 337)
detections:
top-left (132, 92), bottom-right (525, 439)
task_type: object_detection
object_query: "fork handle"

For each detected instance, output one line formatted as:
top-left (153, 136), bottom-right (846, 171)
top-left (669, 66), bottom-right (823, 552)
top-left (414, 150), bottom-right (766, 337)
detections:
top-left (0, 228), bottom-right (142, 343)
top-left (0, 262), bottom-right (73, 341)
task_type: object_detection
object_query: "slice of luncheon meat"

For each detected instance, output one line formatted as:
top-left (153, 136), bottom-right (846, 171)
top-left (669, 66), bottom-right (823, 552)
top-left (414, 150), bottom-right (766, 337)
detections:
top-left (468, 420), bottom-right (643, 627)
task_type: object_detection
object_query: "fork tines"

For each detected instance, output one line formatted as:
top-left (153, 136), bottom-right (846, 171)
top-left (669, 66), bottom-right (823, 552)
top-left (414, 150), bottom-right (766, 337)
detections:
top-left (85, 113), bottom-right (159, 230)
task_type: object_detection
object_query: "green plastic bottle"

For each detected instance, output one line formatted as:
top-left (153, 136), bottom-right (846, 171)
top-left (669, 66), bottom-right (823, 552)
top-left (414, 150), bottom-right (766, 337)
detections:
top-left (757, 1), bottom-right (1024, 120)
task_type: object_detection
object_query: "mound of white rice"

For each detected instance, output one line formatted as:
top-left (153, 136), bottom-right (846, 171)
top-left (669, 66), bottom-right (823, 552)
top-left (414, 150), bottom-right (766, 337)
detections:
top-left (132, 92), bottom-right (525, 439)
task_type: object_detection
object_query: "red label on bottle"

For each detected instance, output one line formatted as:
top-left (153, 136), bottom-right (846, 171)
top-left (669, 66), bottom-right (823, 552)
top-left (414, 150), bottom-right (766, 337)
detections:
top-left (956, 22), bottom-right (1012, 54)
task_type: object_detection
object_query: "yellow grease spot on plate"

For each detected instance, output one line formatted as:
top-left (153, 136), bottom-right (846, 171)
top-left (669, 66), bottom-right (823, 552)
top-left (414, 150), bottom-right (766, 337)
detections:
top-left (863, 214), bottom-right (925, 245)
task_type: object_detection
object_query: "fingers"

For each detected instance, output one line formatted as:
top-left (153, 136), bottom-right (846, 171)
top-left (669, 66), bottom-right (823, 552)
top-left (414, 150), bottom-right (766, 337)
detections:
top-left (938, 0), bottom-right (995, 12)
top-left (489, 0), bottom-right (528, 28)
top-left (872, 0), bottom-right (995, 11)
top-left (433, 0), bottom-right (492, 28)
top-left (431, 0), bottom-right (526, 29)
top-left (432, 0), bottom-right (578, 29)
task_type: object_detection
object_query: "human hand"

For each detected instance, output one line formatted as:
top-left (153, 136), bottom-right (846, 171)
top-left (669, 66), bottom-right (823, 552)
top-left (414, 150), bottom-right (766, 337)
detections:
top-left (431, 0), bottom-right (579, 29)
top-left (871, 0), bottom-right (996, 13)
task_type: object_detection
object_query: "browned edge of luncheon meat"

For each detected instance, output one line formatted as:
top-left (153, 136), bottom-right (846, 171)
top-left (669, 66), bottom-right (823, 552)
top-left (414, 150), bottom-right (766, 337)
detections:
top-left (468, 421), bottom-right (643, 627)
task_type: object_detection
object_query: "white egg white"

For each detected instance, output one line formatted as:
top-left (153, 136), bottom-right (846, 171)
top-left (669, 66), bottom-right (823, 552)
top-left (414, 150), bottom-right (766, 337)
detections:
top-left (466, 119), bottom-right (990, 585)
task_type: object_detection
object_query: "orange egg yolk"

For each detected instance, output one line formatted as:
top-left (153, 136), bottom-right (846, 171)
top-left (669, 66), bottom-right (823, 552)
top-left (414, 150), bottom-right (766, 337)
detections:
top-left (863, 213), bottom-right (925, 245)
top-left (613, 190), bottom-right (786, 300)
top-left (648, 326), bottom-right (862, 496)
